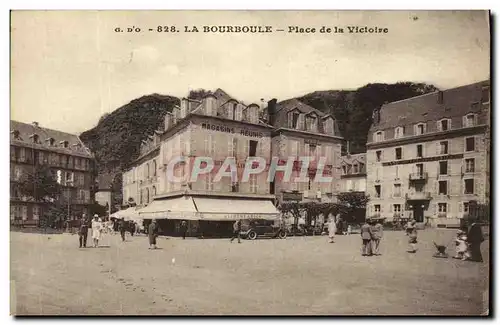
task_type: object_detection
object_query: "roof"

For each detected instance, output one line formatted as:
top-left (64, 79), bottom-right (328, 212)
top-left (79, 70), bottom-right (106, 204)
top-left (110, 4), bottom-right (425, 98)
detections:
top-left (371, 80), bottom-right (490, 132)
top-left (10, 120), bottom-right (93, 158)
top-left (276, 98), bottom-right (326, 117)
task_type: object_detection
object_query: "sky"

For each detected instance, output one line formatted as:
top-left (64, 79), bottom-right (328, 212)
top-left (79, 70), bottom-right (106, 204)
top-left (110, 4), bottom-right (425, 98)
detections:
top-left (10, 10), bottom-right (490, 134)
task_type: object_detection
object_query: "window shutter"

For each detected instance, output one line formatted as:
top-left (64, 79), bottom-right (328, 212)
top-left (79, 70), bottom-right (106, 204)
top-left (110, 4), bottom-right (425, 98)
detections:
top-left (211, 136), bottom-right (216, 155)
top-left (447, 161), bottom-right (451, 175)
top-left (475, 136), bottom-right (479, 152)
top-left (317, 145), bottom-right (322, 159)
top-left (462, 116), bottom-right (467, 128)
top-left (437, 121), bottom-right (442, 132)
top-left (304, 144), bottom-right (310, 156)
top-left (243, 139), bottom-right (249, 156)
top-left (459, 203), bottom-right (462, 212)
top-left (204, 137), bottom-right (209, 154)
top-left (287, 113), bottom-right (293, 128)
top-left (436, 142), bottom-right (440, 155)
top-left (298, 114), bottom-right (305, 130)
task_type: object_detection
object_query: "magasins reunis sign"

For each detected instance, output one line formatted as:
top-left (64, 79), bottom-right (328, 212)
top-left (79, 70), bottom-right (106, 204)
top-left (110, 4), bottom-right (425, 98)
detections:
top-left (201, 122), bottom-right (263, 138)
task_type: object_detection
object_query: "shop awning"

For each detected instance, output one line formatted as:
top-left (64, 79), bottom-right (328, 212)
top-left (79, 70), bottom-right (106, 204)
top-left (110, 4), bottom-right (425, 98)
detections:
top-left (138, 196), bottom-right (198, 220)
top-left (193, 197), bottom-right (280, 221)
top-left (110, 207), bottom-right (141, 221)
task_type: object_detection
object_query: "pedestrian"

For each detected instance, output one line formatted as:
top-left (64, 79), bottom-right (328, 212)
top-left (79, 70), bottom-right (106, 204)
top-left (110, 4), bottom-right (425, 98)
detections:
top-left (230, 220), bottom-right (241, 243)
top-left (466, 222), bottom-right (484, 262)
top-left (130, 221), bottom-right (135, 236)
top-left (360, 219), bottom-right (373, 256)
top-left (347, 224), bottom-right (352, 235)
top-left (407, 221), bottom-right (418, 253)
top-left (91, 214), bottom-right (102, 248)
top-left (148, 219), bottom-right (159, 249)
top-left (453, 230), bottom-right (469, 260)
top-left (180, 220), bottom-right (188, 239)
top-left (371, 218), bottom-right (384, 255)
top-left (78, 214), bottom-right (89, 248)
top-left (118, 217), bottom-right (126, 242)
top-left (327, 217), bottom-right (337, 243)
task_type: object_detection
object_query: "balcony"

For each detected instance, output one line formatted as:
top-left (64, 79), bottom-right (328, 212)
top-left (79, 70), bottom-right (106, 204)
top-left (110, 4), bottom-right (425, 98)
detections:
top-left (409, 172), bottom-right (428, 181)
top-left (406, 192), bottom-right (432, 201)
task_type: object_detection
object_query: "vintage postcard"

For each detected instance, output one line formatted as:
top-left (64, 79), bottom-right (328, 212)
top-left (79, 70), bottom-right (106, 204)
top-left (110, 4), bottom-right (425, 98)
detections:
top-left (9, 10), bottom-right (490, 316)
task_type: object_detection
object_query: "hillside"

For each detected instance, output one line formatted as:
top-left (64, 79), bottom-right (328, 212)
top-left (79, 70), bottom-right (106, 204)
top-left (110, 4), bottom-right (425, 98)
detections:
top-left (80, 82), bottom-right (437, 207)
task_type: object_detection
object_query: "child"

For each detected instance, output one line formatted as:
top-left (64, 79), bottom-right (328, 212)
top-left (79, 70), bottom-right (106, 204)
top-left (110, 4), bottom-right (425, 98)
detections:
top-left (453, 230), bottom-right (469, 260)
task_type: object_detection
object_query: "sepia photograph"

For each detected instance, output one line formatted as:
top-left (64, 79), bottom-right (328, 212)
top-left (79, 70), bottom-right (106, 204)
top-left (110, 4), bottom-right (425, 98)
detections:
top-left (9, 10), bottom-right (490, 316)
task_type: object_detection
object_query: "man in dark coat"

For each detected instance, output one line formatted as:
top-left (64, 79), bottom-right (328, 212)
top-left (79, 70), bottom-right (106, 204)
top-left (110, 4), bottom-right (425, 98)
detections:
top-left (360, 219), bottom-right (373, 256)
top-left (118, 217), bottom-right (126, 242)
top-left (78, 214), bottom-right (89, 248)
top-left (467, 222), bottom-right (484, 262)
top-left (230, 220), bottom-right (241, 243)
top-left (148, 219), bottom-right (159, 249)
top-left (180, 220), bottom-right (188, 239)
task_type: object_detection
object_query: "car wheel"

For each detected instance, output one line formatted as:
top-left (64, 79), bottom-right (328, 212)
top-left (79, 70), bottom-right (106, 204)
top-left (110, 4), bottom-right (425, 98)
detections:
top-left (278, 230), bottom-right (287, 239)
top-left (248, 230), bottom-right (257, 240)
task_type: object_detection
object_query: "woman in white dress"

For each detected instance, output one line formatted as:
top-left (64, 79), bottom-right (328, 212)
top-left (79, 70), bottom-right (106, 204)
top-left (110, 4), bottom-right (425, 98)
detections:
top-left (91, 215), bottom-right (102, 248)
top-left (328, 216), bottom-right (337, 243)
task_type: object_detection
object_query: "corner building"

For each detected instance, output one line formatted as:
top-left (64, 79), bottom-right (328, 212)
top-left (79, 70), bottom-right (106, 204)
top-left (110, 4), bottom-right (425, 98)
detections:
top-left (366, 81), bottom-right (490, 227)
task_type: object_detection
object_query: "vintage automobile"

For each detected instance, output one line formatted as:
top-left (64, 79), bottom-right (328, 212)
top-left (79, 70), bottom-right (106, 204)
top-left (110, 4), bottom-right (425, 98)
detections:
top-left (239, 219), bottom-right (287, 240)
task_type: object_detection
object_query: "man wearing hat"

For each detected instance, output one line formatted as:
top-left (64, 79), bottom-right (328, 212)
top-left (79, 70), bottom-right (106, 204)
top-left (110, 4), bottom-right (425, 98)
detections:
top-left (78, 214), bottom-right (89, 248)
top-left (360, 218), bottom-right (373, 256)
top-left (371, 218), bottom-right (384, 255)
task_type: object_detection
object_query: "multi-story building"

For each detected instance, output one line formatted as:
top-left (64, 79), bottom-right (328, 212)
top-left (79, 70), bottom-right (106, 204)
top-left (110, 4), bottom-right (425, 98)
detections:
top-left (268, 99), bottom-right (344, 204)
top-left (10, 120), bottom-right (95, 226)
top-left (366, 80), bottom-right (490, 227)
top-left (129, 89), bottom-right (279, 236)
top-left (339, 153), bottom-right (367, 194)
top-left (95, 173), bottom-right (114, 211)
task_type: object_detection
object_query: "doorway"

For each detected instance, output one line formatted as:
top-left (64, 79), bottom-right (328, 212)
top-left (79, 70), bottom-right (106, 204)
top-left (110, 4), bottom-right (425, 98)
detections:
top-left (412, 201), bottom-right (425, 222)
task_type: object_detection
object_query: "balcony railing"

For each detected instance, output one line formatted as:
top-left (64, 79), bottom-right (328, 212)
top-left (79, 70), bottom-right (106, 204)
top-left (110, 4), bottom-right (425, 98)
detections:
top-left (409, 172), bottom-right (428, 181)
top-left (405, 192), bottom-right (432, 200)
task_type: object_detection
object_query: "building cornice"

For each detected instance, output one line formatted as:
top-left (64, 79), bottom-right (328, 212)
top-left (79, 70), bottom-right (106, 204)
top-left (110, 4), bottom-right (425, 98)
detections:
top-left (366, 125), bottom-right (487, 150)
top-left (273, 127), bottom-right (344, 142)
top-left (10, 140), bottom-right (94, 159)
top-left (153, 189), bottom-right (276, 200)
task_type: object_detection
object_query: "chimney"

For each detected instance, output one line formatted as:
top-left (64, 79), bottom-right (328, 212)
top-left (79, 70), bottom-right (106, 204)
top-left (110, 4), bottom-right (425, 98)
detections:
top-left (437, 91), bottom-right (444, 104)
top-left (32, 121), bottom-right (39, 127)
top-left (180, 98), bottom-right (188, 118)
top-left (267, 98), bottom-right (277, 126)
top-left (164, 112), bottom-right (173, 131)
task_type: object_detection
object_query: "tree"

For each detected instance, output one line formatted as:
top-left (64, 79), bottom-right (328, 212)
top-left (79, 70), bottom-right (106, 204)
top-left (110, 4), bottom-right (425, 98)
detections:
top-left (88, 202), bottom-right (108, 217)
top-left (40, 205), bottom-right (66, 230)
top-left (18, 165), bottom-right (62, 202)
top-left (188, 89), bottom-right (213, 100)
top-left (337, 192), bottom-right (370, 223)
top-left (279, 201), bottom-right (342, 229)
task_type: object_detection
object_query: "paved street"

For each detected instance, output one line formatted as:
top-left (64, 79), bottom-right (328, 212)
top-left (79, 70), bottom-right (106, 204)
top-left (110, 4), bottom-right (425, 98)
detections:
top-left (10, 229), bottom-right (489, 315)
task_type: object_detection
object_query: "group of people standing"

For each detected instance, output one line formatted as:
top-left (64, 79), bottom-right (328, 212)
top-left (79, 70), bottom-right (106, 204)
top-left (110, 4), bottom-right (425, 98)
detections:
top-left (360, 218), bottom-right (384, 256)
top-left (76, 213), bottom-right (160, 250)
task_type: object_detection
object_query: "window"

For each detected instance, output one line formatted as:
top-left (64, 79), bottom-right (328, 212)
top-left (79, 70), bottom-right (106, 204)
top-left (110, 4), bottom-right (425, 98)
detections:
top-left (342, 165), bottom-right (347, 175)
top-left (48, 138), bottom-right (55, 146)
top-left (416, 163), bottom-right (424, 176)
top-left (416, 123), bottom-right (425, 135)
top-left (353, 164), bottom-right (359, 174)
top-left (231, 180), bottom-right (239, 193)
top-left (393, 204), bottom-right (401, 213)
top-left (465, 114), bottom-right (476, 127)
top-left (249, 174), bottom-right (258, 193)
top-left (417, 144), bottom-right (423, 158)
top-left (291, 112), bottom-right (300, 128)
top-left (205, 174), bottom-right (213, 191)
top-left (395, 147), bottom-right (402, 160)
top-left (62, 141), bottom-right (69, 148)
top-left (395, 127), bottom-right (404, 138)
top-left (464, 179), bottom-right (474, 194)
top-left (465, 137), bottom-right (475, 152)
top-left (152, 160), bottom-right (157, 177)
top-left (439, 161), bottom-right (448, 175)
top-left (32, 134), bottom-right (39, 144)
top-left (439, 119), bottom-right (449, 131)
top-left (375, 131), bottom-right (383, 142)
top-left (482, 87), bottom-right (490, 104)
top-left (204, 134), bottom-right (216, 155)
top-left (393, 184), bottom-right (401, 197)
top-left (145, 188), bottom-right (150, 204)
top-left (374, 204), bottom-right (381, 213)
top-left (439, 141), bottom-right (448, 155)
top-left (375, 185), bottom-right (381, 198)
top-left (438, 181), bottom-right (448, 195)
top-left (249, 140), bottom-right (258, 157)
top-left (438, 203), bottom-right (447, 213)
top-left (290, 140), bottom-right (298, 156)
top-left (376, 150), bottom-right (382, 162)
top-left (465, 158), bottom-right (475, 173)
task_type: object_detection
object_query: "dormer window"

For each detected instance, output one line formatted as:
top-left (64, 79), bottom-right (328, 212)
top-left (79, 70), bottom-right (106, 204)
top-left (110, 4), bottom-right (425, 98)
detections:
top-left (415, 123), bottom-right (426, 135)
top-left (394, 127), bottom-right (404, 139)
top-left (322, 117), bottom-right (334, 135)
top-left (306, 114), bottom-right (318, 132)
top-left (374, 131), bottom-right (384, 142)
top-left (31, 134), bottom-right (39, 144)
top-left (11, 130), bottom-right (20, 140)
top-left (464, 114), bottom-right (477, 128)
top-left (47, 138), bottom-right (55, 146)
top-left (437, 119), bottom-right (450, 132)
top-left (288, 111), bottom-right (300, 129)
top-left (60, 140), bottom-right (69, 148)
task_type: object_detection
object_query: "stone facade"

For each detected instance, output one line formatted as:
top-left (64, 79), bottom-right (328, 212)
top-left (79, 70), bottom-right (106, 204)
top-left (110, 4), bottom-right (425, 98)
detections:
top-left (366, 80), bottom-right (490, 227)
